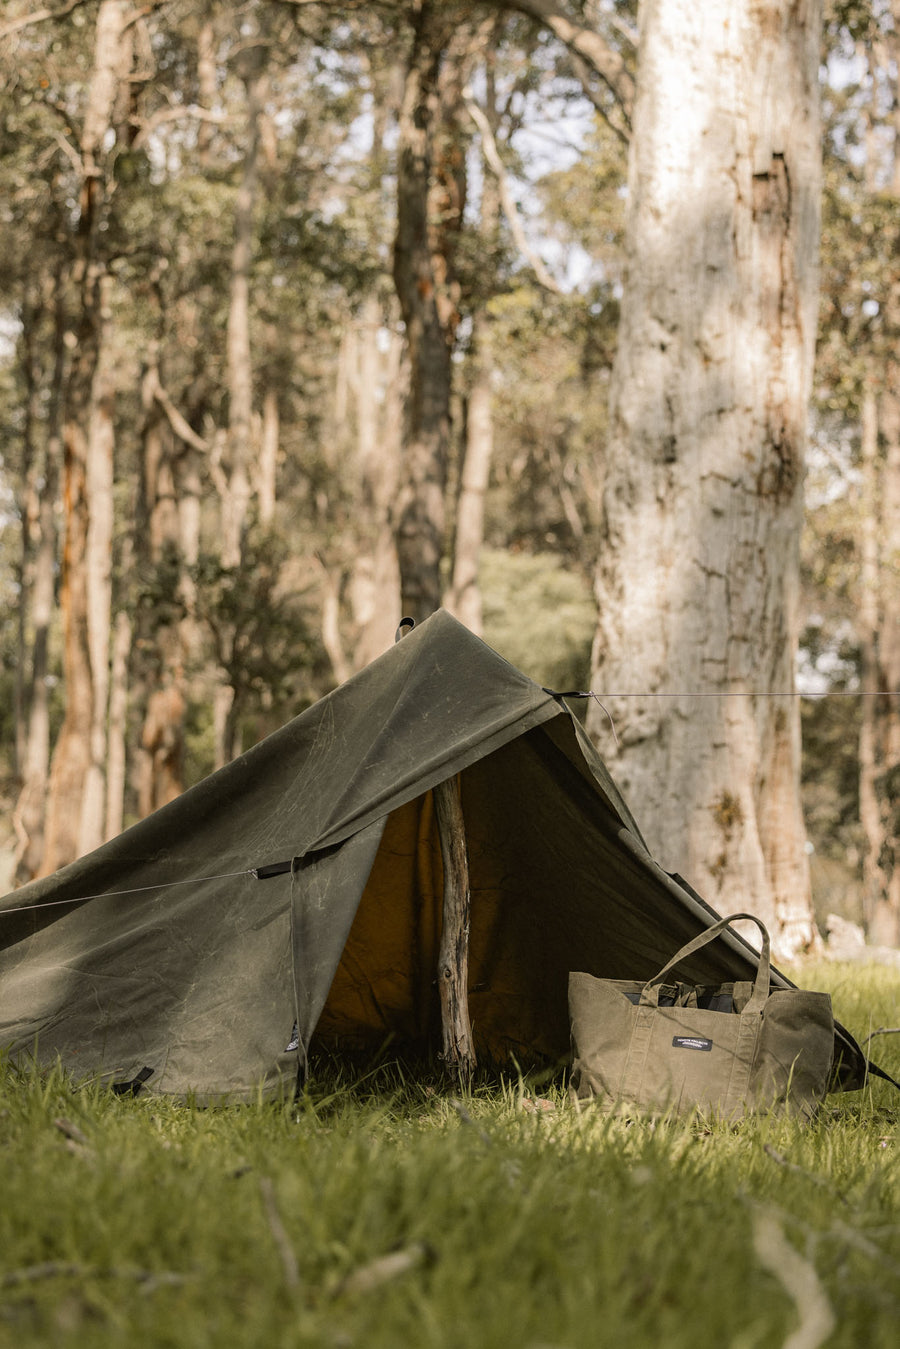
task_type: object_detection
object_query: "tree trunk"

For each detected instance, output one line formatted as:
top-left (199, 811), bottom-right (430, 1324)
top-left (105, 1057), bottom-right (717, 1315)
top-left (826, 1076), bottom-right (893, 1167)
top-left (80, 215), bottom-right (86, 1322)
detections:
top-left (105, 607), bottom-right (132, 839)
top-left (136, 343), bottom-right (188, 818)
top-left (391, 2), bottom-right (460, 624)
top-left (12, 278), bottom-right (65, 882)
top-left (447, 314), bottom-right (493, 635)
top-left (860, 373), bottom-right (900, 948)
top-left (587, 0), bottom-right (822, 958)
top-left (857, 18), bottom-right (900, 950)
top-left (446, 65), bottom-right (502, 637)
top-left (211, 51), bottom-right (267, 769)
top-left (348, 297), bottom-right (403, 668)
top-left (257, 384), bottom-right (279, 529)
top-left (40, 0), bottom-right (127, 875)
top-left (221, 56), bottom-right (265, 570)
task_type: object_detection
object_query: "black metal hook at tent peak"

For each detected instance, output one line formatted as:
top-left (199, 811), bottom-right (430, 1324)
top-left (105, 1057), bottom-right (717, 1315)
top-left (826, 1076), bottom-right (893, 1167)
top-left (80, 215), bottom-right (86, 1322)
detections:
top-left (395, 617), bottom-right (416, 642)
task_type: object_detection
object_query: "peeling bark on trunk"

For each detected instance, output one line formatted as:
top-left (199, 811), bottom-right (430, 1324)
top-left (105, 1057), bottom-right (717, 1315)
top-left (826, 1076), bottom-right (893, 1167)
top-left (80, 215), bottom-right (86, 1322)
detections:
top-left (433, 776), bottom-right (476, 1080)
top-left (587, 0), bottom-right (822, 958)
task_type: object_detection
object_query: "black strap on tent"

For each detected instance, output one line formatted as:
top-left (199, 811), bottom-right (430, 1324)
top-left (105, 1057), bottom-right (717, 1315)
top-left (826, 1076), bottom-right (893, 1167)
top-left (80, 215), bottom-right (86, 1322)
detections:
top-left (252, 860), bottom-right (294, 880)
top-left (395, 617), bottom-right (416, 642)
top-left (111, 1066), bottom-right (155, 1098)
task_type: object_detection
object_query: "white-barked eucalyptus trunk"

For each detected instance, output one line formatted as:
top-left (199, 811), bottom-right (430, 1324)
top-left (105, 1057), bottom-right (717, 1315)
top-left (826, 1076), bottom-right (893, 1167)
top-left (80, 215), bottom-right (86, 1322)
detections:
top-left (587, 0), bottom-right (822, 958)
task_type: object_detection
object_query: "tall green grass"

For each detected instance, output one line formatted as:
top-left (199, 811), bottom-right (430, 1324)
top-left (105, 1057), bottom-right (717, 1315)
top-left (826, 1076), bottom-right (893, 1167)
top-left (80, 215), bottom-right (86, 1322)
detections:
top-left (1, 962), bottom-right (898, 1349)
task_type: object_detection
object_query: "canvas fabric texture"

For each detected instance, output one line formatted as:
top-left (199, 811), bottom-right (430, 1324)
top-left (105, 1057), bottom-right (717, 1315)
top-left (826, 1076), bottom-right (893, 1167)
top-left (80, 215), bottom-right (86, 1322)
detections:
top-left (569, 913), bottom-right (836, 1121)
top-left (0, 613), bottom-right (866, 1102)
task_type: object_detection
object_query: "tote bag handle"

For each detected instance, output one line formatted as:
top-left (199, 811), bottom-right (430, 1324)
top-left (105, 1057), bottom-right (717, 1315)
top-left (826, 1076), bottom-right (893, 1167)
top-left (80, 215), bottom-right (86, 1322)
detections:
top-left (640, 912), bottom-right (771, 1015)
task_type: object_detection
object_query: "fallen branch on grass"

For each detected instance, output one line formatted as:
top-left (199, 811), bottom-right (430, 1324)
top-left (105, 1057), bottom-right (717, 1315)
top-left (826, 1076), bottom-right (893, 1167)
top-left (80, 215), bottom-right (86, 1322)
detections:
top-left (333, 1242), bottom-right (434, 1299)
top-left (258, 1176), bottom-right (300, 1291)
top-left (862, 1027), bottom-right (900, 1046)
top-left (763, 1144), bottom-right (848, 1207)
top-left (752, 1209), bottom-right (835, 1349)
top-left (0, 1263), bottom-right (189, 1292)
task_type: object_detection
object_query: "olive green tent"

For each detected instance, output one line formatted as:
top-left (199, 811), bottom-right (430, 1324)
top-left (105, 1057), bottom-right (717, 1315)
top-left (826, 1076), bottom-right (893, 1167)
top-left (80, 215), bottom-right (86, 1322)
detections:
top-left (0, 610), bottom-right (867, 1101)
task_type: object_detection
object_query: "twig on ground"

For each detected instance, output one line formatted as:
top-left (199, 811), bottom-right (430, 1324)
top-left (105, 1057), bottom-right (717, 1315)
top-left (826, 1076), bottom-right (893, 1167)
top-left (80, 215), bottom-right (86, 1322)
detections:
top-left (752, 1210), bottom-right (835, 1349)
top-left (862, 1027), bottom-right (900, 1046)
top-left (449, 1098), bottom-right (492, 1145)
top-left (258, 1176), bottom-right (300, 1291)
top-left (0, 1262), bottom-right (188, 1291)
top-left (332, 1243), bottom-right (434, 1299)
top-left (763, 1144), bottom-right (848, 1207)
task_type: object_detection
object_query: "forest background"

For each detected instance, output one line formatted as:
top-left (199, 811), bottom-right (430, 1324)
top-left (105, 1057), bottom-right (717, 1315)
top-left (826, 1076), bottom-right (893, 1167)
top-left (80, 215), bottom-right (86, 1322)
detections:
top-left (0, 0), bottom-right (898, 960)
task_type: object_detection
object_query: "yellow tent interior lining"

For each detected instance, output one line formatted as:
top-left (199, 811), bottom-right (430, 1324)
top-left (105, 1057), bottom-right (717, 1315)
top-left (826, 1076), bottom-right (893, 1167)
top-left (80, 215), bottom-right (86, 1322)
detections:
top-left (314, 778), bottom-right (560, 1062)
top-left (312, 727), bottom-right (631, 1065)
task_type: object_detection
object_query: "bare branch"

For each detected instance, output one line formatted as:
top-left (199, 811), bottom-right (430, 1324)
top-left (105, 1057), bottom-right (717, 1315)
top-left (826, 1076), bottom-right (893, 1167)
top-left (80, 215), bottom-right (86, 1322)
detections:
top-left (148, 370), bottom-right (210, 454)
top-left (131, 102), bottom-right (234, 149)
top-left (0, 0), bottom-right (91, 42)
top-left (862, 1026), bottom-right (900, 1045)
top-left (569, 51), bottom-right (629, 146)
top-left (463, 89), bottom-right (563, 294)
top-left (499, 0), bottom-right (634, 126)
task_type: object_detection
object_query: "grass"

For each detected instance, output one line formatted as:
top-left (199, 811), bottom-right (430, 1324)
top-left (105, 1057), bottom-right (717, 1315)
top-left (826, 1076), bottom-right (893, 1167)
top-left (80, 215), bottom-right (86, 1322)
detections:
top-left (1, 963), bottom-right (898, 1349)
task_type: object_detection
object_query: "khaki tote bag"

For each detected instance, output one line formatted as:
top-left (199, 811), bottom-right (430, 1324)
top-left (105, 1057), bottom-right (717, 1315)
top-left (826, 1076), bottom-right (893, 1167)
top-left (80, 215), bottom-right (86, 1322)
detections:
top-left (569, 913), bottom-right (835, 1121)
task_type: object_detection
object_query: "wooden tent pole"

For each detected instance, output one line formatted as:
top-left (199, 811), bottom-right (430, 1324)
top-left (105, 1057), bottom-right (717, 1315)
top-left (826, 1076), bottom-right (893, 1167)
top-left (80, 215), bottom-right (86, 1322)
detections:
top-left (394, 617), bottom-right (475, 1081)
top-left (433, 774), bottom-right (476, 1082)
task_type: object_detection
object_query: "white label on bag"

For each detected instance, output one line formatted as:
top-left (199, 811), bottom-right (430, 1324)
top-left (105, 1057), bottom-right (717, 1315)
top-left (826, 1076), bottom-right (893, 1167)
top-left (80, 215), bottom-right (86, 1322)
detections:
top-left (672, 1036), bottom-right (713, 1052)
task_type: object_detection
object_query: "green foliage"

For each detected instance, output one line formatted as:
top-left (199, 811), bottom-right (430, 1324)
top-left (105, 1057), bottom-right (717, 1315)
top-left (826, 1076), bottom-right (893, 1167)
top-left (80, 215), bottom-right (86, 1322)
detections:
top-left (480, 547), bottom-right (595, 694)
top-left (190, 533), bottom-right (329, 742)
top-left (0, 964), bottom-right (897, 1348)
top-left (487, 287), bottom-right (610, 563)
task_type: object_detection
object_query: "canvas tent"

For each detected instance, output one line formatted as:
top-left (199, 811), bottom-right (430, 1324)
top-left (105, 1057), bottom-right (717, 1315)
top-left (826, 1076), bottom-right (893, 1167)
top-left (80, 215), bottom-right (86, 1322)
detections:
top-left (0, 610), bottom-right (868, 1101)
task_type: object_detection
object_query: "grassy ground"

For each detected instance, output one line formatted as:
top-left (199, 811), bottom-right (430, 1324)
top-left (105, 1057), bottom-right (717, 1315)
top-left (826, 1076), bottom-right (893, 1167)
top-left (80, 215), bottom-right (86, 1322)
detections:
top-left (1, 963), bottom-right (898, 1349)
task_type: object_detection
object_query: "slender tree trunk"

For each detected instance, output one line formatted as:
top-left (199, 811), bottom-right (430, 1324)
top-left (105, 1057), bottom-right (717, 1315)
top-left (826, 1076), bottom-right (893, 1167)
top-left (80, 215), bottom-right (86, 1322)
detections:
top-left (105, 607), bottom-right (132, 839)
top-left (587, 0), bottom-right (822, 958)
top-left (348, 297), bottom-right (403, 667)
top-left (211, 51), bottom-right (267, 768)
top-left (857, 19), bottom-right (900, 949)
top-left (136, 342), bottom-right (188, 818)
top-left (12, 279), bottom-right (65, 881)
top-left (82, 273), bottom-right (115, 846)
top-left (446, 69), bottom-right (502, 635)
top-left (257, 385), bottom-right (279, 528)
top-left (40, 0), bottom-right (127, 875)
top-left (392, 2), bottom-right (459, 624)
top-left (859, 384), bottom-right (881, 933)
top-left (860, 372), bottom-right (900, 948)
top-left (447, 314), bottom-right (493, 635)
